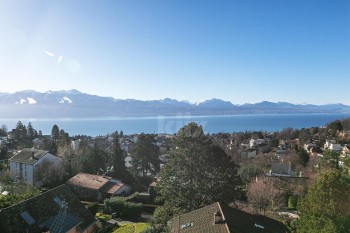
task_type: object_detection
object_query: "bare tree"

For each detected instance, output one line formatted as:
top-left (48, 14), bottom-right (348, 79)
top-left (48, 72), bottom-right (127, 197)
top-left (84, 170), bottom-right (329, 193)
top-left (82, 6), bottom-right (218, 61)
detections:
top-left (247, 177), bottom-right (283, 214)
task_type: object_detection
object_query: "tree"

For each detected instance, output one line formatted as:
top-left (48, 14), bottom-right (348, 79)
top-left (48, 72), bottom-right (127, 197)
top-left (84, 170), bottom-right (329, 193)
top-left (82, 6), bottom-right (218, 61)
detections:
top-left (238, 163), bottom-right (263, 184)
top-left (0, 124), bottom-right (7, 136)
top-left (131, 133), bottom-right (160, 177)
top-left (108, 132), bottom-right (132, 182)
top-left (27, 122), bottom-right (35, 140)
top-left (298, 169), bottom-right (350, 233)
top-left (155, 123), bottom-right (241, 225)
top-left (327, 120), bottom-right (343, 136)
top-left (81, 143), bottom-right (107, 174)
top-left (34, 159), bottom-right (64, 188)
top-left (323, 149), bottom-right (341, 169)
top-left (51, 124), bottom-right (60, 142)
top-left (298, 149), bottom-right (310, 167)
top-left (14, 121), bottom-right (27, 140)
top-left (247, 177), bottom-right (283, 214)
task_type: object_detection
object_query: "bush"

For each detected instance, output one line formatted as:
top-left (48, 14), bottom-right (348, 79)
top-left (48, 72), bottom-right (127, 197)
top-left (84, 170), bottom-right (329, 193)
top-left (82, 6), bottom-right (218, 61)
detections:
top-left (288, 196), bottom-right (298, 209)
top-left (87, 202), bottom-right (99, 215)
top-left (104, 197), bottom-right (143, 221)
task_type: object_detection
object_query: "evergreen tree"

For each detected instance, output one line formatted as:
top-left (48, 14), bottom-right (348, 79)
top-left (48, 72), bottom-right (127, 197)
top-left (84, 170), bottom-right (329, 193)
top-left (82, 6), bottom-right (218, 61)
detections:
top-left (131, 133), bottom-right (160, 177)
top-left (109, 132), bottom-right (132, 182)
top-left (51, 124), bottom-right (60, 142)
top-left (298, 148), bottom-right (310, 167)
top-left (0, 124), bottom-right (7, 136)
top-left (14, 121), bottom-right (27, 140)
top-left (27, 122), bottom-right (35, 140)
top-left (155, 123), bottom-right (241, 226)
top-left (298, 169), bottom-right (350, 233)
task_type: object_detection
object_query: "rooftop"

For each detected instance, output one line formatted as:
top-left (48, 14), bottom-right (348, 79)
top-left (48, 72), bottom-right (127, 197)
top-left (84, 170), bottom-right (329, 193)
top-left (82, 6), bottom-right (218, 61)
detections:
top-left (0, 184), bottom-right (96, 233)
top-left (169, 202), bottom-right (287, 233)
top-left (9, 148), bottom-right (51, 164)
top-left (66, 172), bottom-right (111, 190)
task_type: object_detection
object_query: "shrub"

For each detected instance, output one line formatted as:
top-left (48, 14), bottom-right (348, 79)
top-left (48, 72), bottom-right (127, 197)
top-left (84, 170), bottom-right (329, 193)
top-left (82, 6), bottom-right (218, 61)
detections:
top-left (288, 196), bottom-right (298, 209)
top-left (87, 202), bottom-right (99, 215)
top-left (104, 197), bottom-right (143, 221)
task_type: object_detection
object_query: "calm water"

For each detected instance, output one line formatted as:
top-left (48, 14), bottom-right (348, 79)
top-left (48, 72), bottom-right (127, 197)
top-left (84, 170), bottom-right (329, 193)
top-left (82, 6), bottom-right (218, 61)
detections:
top-left (1, 113), bottom-right (349, 136)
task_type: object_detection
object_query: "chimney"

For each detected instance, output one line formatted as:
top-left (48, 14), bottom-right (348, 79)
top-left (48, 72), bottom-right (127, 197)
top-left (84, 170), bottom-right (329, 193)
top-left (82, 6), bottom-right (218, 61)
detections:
top-left (214, 211), bottom-right (223, 224)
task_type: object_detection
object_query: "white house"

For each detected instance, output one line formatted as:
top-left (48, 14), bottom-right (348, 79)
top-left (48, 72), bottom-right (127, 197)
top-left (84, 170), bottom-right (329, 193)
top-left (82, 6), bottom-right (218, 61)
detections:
top-left (267, 162), bottom-right (293, 177)
top-left (9, 148), bottom-right (62, 186)
top-left (324, 140), bottom-right (342, 151)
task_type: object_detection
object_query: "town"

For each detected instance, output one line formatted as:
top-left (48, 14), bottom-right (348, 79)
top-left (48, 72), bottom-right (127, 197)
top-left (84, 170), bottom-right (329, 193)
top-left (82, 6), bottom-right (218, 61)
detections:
top-left (0, 118), bottom-right (349, 233)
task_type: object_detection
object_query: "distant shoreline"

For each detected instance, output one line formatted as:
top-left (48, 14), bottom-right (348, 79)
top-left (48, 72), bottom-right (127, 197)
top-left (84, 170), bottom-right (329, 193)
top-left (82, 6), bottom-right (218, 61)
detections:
top-left (1, 113), bottom-right (349, 136)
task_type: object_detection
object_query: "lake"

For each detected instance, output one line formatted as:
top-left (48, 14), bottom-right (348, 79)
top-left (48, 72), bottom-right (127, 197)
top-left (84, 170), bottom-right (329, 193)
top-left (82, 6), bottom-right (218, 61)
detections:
top-left (0, 113), bottom-right (349, 136)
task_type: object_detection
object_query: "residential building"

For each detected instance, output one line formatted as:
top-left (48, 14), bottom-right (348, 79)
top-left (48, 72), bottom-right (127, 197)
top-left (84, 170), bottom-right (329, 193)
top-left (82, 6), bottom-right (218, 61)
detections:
top-left (240, 149), bottom-right (257, 159)
top-left (66, 172), bottom-right (132, 201)
top-left (9, 148), bottom-right (62, 186)
top-left (169, 202), bottom-right (287, 233)
top-left (324, 140), bottom-right (342, 151)
top-left (267, 162), bottom-right (293, 177)
top-left (0, 184), bottom-right (97, 233)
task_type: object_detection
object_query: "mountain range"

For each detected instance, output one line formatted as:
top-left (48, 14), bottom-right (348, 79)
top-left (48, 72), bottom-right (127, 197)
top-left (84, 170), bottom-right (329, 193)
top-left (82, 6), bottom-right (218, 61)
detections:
top-left (0, 90), bottom-right (349, 118)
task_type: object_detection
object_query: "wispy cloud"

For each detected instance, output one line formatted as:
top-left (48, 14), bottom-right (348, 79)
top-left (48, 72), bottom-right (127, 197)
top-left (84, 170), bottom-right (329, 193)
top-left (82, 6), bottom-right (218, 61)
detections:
top-left (43, 50), bottom-right (55, 58)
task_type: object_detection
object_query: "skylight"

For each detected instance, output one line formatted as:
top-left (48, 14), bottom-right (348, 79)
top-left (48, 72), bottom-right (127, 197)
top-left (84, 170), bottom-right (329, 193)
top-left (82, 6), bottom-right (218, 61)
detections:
top-left (181, 223), bottom-right (193, 229)
top-left (20, 211), bottom-right (35, 225)
top-left (53, 196), bottom-right (63, 207)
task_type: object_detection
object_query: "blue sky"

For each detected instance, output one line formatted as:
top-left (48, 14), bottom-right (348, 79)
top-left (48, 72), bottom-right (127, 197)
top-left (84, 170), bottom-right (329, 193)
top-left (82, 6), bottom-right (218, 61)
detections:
top-left (0, 0), bottom-right (349, 104)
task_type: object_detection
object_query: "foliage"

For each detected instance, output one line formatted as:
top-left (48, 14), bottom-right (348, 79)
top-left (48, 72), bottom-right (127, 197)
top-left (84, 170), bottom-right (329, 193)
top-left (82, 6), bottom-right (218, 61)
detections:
top-left (104, 197), bottom-right (143, 221)
top-left (131, 133), bottom-right (160, 177)
top-left (0, 185), bottom-right (41, 209)
top-left (34, 159), bottom-right (64, 188)
top-left (81, 142), bottom-right (107, 174)
top-left (238, 163), bottom-right (263, 184)
top-left (298, 169), bottom-right (350, 233)
top-left (326, 120), bottom-right (343, 136)
top-left (109, 132), bottom-right (133, 183)
top-left (51, 124), bottom-right (60, 142)
top-left (109, 223), bottom-right (150, 233)
top-left (155, 123), bottom-right (241, 227)
top-left (297, 149), bottom-right (309, 167)
top-left (0, 124), bottom-right (7, 136)
top-left (322, 149), bottom-right (340, 169)
top-left (87, 202), bottom-right (100, 215)
top-left (287, 195), bottom-right (298, 209)
top-left (96, 213), bottom-right (112, 221)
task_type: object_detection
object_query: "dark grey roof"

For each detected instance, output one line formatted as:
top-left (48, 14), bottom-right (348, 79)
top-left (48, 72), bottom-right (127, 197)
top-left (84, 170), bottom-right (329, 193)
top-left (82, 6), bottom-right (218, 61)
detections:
top-left (0, 184), bottom-right (96, 233)
top-left (9, 148), bottom-right (50, 164)
top-left (170, 203), bottom-right (288, 233)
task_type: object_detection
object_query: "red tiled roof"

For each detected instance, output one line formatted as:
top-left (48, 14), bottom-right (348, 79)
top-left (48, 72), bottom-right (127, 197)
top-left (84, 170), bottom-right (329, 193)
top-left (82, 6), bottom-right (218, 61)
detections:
top-left (100, 181), bottom-right (125, 194)
top-left (66, 173), bottom-right (111, 190)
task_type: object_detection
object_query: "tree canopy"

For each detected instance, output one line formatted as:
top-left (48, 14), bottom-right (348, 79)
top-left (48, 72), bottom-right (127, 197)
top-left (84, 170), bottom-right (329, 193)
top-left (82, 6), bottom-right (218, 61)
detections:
top-left (131, 133), bottom-right (160, 177)
top-left (155, 123), bottom-right (241, 224)
top-left (298, 169), bottom-right (350, 233)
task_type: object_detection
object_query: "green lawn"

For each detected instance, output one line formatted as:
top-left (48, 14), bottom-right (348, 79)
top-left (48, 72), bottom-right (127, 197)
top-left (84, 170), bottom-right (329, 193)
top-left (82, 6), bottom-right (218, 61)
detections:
top-left (95, 212), bottom-right (112, 222)
top-left (110, 223), bottom-right (150, 233)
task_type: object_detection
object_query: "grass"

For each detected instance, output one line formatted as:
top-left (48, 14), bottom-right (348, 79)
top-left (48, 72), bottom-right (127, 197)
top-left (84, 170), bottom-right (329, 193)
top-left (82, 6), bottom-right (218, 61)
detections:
top-left (110, 223), bottom-right (150, 233)
top-left (96, 212), bottom-right (112, 222)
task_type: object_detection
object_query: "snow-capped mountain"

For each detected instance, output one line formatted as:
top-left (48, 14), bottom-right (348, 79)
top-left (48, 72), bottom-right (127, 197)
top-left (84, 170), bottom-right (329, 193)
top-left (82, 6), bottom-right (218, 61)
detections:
top-left (0, 90), bottom-right (349, 118)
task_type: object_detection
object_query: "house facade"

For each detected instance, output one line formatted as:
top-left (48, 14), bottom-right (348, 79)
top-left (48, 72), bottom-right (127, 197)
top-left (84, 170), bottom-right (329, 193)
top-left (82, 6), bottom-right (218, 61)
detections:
top-left (267, 162), bottom-right (293, 177)
top-left (9, 148), bottom-right (62, 186)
